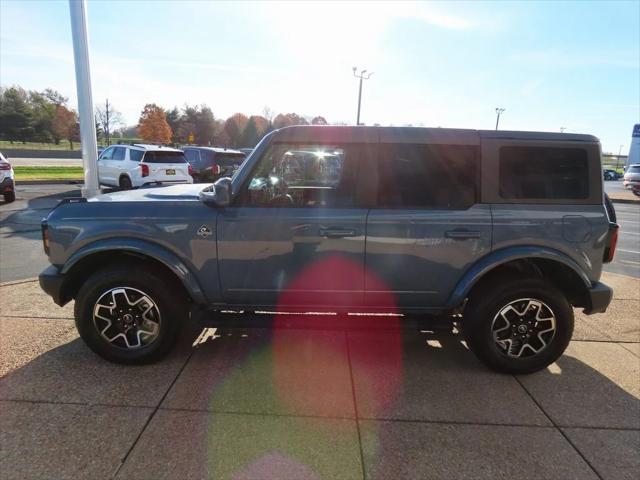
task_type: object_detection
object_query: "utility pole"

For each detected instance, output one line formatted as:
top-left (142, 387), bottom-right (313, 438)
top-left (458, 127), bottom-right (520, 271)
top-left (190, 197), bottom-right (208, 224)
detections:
top-left (353, 67), bottom-right (374, 125)
top-left (105, 99), bottom-right (110, 146)
top-left (69, 0), bottom-right (99, 198)
top-left (495, 107), bottom-right (505, 130)
top-left (616, 144), bottom-right (623, 170)
top-left (560, 127), bottom-right (566, 133)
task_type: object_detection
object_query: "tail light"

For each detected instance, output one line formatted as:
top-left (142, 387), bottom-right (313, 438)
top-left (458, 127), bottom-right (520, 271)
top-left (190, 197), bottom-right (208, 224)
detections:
top-left (603, 222), bottom-right (619, 263)
top-left (0, 162), bottom-right (11, 170)
top-left (41, 219), bottom-right (50, 255)
top-left (188, 164), bottom-right (193, 176)
top-left (140, 163), bottom-right (149, 177)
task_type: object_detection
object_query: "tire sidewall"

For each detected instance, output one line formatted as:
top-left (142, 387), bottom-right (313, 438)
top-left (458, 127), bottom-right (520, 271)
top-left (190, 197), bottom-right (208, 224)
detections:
top-left (75, 267), bottom-right (183, 364)
top-left (465, 279), bottom-right (574, 374)
top-left (119, 176), bottom-right (132, 190)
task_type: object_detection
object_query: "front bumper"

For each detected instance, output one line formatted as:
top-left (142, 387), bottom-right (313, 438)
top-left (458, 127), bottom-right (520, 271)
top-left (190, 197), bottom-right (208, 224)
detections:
top-left (584, 281), bottom-right (613, 314)
top-left (39, 265), bottom-right (68, 306)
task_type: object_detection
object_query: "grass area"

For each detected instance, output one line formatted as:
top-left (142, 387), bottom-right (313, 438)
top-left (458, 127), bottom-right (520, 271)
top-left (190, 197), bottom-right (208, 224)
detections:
top-left (0, 140), bottom-right (81, 151)
top-left (14, 166), bottom-right (84, 181)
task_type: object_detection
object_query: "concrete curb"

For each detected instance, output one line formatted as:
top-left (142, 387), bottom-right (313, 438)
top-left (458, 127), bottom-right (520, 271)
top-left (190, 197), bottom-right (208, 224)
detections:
top-left (17, 180), bottom-right (83, 185)
top-left (0, 278), bottom-right (38, 287)
top-left (611, 198), bottom-right (640, 205)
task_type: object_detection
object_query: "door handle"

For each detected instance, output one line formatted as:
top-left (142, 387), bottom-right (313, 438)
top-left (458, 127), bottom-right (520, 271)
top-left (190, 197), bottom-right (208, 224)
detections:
top-left (445, 229), bottom-right (481, 240)
top-left (319, 227), bottom-right (358, 238)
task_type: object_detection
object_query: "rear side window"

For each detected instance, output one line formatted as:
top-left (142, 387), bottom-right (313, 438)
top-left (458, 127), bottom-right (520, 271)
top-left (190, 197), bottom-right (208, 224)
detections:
top-left (184, 149), bottom-right (200, 164)
top-left (129, 149), bottom-right (143, 162)
top-left (499, 147), bottom-right (588, 200)
top-left (143, 151), bottom-right (187, 164)
top-left (112, 147), bottom-right (126, 161)
top-left (629, 165), bottom-right (640, 173)
top-left (376, 144), bottom-right (478, 209)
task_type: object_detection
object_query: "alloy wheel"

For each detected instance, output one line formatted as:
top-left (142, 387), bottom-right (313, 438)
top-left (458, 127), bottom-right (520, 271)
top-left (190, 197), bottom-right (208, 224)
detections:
top-left (491, 298), bottom-right (556, 358)
top-left (92, 287), bottom-right (161, 349)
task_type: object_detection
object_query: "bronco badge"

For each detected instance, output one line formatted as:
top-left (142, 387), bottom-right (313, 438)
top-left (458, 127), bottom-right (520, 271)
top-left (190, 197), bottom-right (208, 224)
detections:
top-left (197, 225), bottom-right (212, 238)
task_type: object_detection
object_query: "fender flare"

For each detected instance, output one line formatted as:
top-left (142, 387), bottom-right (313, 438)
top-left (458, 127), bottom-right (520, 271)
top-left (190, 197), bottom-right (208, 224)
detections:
top-left (445, 246), bottom-right (591, 309)
top-left (61, 237), bottom-right (206, 304)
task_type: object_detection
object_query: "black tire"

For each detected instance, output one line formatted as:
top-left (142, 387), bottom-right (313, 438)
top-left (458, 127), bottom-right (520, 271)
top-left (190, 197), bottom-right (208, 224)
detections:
top-left (604, 193), bottom-right (616, 223)
top-left (3, 191), bottom-right (15, 203)
top-left (119, 175), bottom-right (133, 190)
top-left (74, 264), bottom-right (186, 364)
top-left (463, 278), bottom-right (573, 374)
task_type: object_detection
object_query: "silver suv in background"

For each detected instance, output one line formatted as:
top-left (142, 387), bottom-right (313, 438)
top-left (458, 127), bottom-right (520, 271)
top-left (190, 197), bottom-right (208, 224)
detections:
top-left (623, 164), bottom-right (640, 189)
top-left (0, 152), bottom-right (15, 203)
top-left (98, 144), bottom-right (193, 189)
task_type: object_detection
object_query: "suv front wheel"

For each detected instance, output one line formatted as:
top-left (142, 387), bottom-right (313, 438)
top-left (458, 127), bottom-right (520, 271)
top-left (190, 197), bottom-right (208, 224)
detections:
top-left (463, 278), bottom-right (574, 374)
top-left (74, 265), bottom-right (185, 364)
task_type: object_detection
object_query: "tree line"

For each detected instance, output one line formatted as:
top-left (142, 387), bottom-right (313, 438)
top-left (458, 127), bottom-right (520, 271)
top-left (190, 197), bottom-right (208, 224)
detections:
top-left (0, 85), bottom-right (332, 149)
top-left (138, 104), bottom-right (329, 148)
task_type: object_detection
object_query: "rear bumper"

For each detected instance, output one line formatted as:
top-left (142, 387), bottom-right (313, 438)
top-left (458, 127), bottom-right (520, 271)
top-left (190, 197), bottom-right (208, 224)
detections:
top-left (584, 281), bottom-right (613, 315)
top-left (39, 265), bottom-right (68, 306)
top-left (0, 177), bottom-right (14, 193)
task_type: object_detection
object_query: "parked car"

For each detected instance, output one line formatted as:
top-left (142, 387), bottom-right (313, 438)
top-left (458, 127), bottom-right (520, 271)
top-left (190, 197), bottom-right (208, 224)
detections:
top-left (98, 144), bottom-right (193, 189)
top-left (603, 169), bottom-right (619, 181)
top-left (181, 146), bottom-right (246, 182)
top-left (0, 152), bottom-right (15, 203)
top-left (39, 126), bottom-right (616, 374)
top-left (623, 164), bottom-right (640, 189)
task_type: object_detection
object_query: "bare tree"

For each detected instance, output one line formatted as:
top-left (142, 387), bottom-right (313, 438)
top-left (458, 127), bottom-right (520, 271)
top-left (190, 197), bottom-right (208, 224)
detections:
top-left (95, 99), bottom-right (123, 146)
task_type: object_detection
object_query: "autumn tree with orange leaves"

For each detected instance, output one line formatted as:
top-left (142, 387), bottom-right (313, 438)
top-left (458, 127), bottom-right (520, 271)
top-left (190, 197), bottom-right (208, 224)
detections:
top-left (138, 103), bottom-right (172, 144)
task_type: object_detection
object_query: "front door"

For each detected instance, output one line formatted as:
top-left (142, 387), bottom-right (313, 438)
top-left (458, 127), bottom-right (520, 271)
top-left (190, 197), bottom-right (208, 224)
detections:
top-left (365, 142), bottom-right (492, 309)
top-left (217, 143), bottom-right (371, 309)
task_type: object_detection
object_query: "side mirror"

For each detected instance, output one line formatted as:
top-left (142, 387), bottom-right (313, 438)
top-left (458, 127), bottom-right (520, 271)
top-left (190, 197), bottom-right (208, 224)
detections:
top-left (199, 177), bottom-right (231, 207)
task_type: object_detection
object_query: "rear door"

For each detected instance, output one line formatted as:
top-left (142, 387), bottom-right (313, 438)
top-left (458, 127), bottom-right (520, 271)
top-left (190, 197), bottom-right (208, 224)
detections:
top-left (365, 141), bottom-right (492, 309)
top-left (217, 142), bottom-right (372, 309)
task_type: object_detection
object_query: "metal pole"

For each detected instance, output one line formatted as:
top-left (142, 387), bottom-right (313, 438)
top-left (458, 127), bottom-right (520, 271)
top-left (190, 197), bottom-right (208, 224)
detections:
top-left (353, 67), bottom-right (373, 126)
top-left (356, 77), bottom-right (363, 126)
top-left (495, 107), bottom-right (505, 130)
top-left (105, 99), bottom-right (110, 146)
top-left (69, 0), bottom-right (99, 198)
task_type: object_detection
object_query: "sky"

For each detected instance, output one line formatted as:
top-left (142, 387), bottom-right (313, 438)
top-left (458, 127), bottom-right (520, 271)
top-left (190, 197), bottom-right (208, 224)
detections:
top-left (1, 0), bottom-right (638, 153)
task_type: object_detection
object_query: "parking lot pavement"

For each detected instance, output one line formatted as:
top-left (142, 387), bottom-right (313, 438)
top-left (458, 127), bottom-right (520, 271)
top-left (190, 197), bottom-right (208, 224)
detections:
top-left (1, 274), bottom-right (638, 480)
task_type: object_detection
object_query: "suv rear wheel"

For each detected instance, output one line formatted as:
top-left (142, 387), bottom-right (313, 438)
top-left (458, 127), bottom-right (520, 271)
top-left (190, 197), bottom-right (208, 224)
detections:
top-left (463, 278), bottom-right (573, 374)
top-left (74, 265), bottom-right (185, 364)
top-left (119, 175), bottom-right (133, 190)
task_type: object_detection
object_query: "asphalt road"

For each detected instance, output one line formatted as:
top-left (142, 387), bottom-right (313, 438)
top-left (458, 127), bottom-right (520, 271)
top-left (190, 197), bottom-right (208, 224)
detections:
top-left (1, 182), bottom-right (638, 283)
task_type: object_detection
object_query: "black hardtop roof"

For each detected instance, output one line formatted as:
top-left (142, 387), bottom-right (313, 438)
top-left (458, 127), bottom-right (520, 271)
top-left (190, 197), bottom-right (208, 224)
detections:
top-left (271, 125), bottom-right (599, 145)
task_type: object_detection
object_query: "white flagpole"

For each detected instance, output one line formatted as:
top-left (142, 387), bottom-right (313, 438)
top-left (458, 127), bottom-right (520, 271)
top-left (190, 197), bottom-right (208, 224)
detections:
top-left (69, 0), bottom-right (99, 198)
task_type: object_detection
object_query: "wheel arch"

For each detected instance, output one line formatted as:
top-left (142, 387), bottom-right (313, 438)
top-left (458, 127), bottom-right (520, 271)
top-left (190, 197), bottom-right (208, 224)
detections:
top-left (59, 238), bottom-right (206, 305)
top-left (447, 247), bottom-right (592, 310)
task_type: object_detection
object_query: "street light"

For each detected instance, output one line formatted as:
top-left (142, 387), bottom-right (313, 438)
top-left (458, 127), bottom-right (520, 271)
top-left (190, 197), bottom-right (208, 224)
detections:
top-left (495, 107), bottom-right (505, 130)
top-left (353, 67), bottom-right (374, 126)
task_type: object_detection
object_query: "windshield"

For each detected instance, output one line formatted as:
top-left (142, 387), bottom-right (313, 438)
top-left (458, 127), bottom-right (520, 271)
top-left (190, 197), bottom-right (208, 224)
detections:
top-left (143, 151), bottom-right (187, 163)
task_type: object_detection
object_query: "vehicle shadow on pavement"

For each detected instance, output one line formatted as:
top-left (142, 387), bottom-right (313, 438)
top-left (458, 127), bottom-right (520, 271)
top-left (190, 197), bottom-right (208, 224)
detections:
top-left (0, 187), bottom-right (81, 238)
top-left (1, 317), bottom-right (638, 480)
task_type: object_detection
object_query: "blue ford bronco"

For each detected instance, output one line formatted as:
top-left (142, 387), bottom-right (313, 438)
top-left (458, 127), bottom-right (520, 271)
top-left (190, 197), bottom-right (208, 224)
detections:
top-left (39, 126), bottom-right (618, 373)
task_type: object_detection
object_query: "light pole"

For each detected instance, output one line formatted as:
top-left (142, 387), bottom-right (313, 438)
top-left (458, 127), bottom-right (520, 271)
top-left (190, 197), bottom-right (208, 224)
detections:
top-left (495, 107), bottom-right (505, 130)
top-left (560, 127), bottom-right (566, 133)
top-left (616, 144), bottom-right (623, 171)
top-left (353, 67), bottom-right (373, 125)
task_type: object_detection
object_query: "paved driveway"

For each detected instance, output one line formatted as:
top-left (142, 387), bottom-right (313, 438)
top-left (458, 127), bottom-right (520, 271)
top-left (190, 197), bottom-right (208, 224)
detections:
top-left (0, 273), bottom-right (638, 479)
